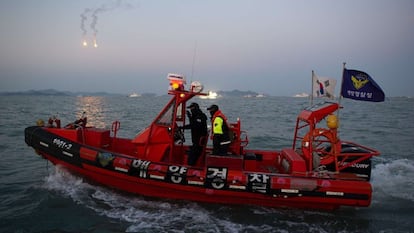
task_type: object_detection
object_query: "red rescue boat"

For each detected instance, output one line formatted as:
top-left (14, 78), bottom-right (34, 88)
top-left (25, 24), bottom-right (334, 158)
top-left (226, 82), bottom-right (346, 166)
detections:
top-left (24, 74), bottom-right (380, 210)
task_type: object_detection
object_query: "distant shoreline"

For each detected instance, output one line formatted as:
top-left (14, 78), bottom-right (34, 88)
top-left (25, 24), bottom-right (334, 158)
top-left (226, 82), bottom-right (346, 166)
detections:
top-left (1, 89), bottom-right (410, 99)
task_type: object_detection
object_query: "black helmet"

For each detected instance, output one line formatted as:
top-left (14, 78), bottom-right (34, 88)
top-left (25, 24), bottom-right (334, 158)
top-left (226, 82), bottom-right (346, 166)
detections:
top-left (187, 102), bottom-right (199, 109)
top-left (207, 104), bottom-right (219, 112)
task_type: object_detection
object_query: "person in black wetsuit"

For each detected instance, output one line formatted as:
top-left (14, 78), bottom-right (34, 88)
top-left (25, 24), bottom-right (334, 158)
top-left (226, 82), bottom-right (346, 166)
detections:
top-left (182, 102), bottom-right (208, 165)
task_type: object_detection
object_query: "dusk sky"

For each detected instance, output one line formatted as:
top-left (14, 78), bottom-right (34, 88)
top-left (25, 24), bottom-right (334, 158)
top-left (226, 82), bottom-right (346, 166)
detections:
top-left (1, 0), bottom-right (413, 96)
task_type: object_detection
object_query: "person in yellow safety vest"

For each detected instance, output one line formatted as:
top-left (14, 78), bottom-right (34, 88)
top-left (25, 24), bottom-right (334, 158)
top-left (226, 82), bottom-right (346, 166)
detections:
top-left (207, 104), bottom-right (231, 155)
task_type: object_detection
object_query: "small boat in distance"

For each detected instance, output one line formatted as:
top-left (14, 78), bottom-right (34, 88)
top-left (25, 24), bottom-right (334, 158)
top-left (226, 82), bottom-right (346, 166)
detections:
top-left (244, 94), bottom-right (266, 98)
top-left (199, 90), bottom-right (219, 99)
top-left (294, 92), bottom-right (310, 98)
top-left (24, 73), bottom-right (380, 210)
top-left (128, 92), bottom-right (141, 98)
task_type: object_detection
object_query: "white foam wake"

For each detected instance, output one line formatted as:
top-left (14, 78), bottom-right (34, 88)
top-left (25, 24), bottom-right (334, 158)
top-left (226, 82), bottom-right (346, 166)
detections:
top-left (41, 166), bottom-right (256, 232)
top-left (371, 158), bottom-right (414, 202)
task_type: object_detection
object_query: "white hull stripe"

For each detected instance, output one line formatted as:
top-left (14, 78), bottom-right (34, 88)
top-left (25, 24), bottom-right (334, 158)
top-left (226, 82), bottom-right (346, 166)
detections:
top-left (188, 181), bottom-right (204, 185)
top-left (115, 167), bottom-right (129, 173)
top-left (281, 189), bottom-right (299, 193)
top-left (149, 175), bottom-right (165, 180)
top-left (39, 141), bottom-right (49, 147)
top-left (326, 191), bottom-right (344, 196)
top-left (62, 151), bottom-right (73, 157)
top-left (229, 185), bottom-right (246, 190)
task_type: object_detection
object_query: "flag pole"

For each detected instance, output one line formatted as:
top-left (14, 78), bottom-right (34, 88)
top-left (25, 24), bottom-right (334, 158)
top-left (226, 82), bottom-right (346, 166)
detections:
top-left (338, 62), bottom-right (346, 107)
top-left (336, 62), bottom-right (346, 132)
top-left (311, 70), bottom-right (314, 106)
top-left (341, 62), bottom-right (346, 97)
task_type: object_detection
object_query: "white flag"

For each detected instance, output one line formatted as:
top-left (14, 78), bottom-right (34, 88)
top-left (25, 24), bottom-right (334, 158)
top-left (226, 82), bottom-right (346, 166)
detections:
top-left (312, 73), bottom-right (336, 99)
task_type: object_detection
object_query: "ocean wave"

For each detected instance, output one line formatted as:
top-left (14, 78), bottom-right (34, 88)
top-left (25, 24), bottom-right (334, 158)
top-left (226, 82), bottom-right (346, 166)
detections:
top-left (372, 159), bottom-right (414, 202)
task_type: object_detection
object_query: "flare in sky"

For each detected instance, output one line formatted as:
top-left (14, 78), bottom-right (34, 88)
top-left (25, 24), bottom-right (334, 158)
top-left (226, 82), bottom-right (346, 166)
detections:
top-left (80, 0), bottom-right (133, 48)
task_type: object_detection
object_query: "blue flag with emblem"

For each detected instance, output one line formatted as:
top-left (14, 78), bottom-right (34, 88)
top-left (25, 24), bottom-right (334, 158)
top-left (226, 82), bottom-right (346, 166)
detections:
top-left (341, 68), bottom-right (385, 102)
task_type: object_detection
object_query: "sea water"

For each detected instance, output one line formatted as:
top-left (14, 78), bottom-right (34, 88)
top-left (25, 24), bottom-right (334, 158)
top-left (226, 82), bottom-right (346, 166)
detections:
top-left (0, 95), bottom-right (413, 233)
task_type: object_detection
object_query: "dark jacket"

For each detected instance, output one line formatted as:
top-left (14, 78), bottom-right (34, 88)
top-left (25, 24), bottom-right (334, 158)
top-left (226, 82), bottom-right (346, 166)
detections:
top-left (183, 108), bottom-right (208, 145)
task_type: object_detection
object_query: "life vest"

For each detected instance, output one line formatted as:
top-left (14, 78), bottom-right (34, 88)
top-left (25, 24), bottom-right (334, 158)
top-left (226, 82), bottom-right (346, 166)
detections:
top-left (211, 110), bottom-right (228, 135)
top-left (47, 117), bottom-right (61, 128)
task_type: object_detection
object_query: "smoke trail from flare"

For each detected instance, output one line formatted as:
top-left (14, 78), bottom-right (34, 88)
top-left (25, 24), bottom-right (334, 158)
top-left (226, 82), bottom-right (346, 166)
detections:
top-left (80, 8), bottom-right (91, 36)
top-left (80, 0), bottom-right (133, 48)
top-left (80, 8), bottom-right (92, 47)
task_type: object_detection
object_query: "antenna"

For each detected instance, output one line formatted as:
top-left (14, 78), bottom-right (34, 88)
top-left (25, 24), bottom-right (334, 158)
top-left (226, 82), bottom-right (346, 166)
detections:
top-left (190, 40), bottom-right (198, 82)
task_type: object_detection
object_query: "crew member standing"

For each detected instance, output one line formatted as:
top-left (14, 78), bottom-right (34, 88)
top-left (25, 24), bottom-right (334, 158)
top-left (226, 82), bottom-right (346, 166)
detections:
top-left (182, 102), bottom-right (208, 165)
top-left (207, 104), bottom-right (231, 155)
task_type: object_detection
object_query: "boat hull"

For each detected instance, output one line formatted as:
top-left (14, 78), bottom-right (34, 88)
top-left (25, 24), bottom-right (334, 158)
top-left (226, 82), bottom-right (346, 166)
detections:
top-left (25, 126), bottom-right (373, 210)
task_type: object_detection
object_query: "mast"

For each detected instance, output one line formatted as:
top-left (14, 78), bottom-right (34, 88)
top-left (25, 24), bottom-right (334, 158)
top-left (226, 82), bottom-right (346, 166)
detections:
top-left (190, 41), bottom-right (198, 83)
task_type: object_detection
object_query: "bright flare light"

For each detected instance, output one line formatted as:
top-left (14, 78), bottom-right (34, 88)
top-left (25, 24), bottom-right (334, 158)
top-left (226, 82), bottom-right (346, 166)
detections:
top-left (93, 39), bottom-right (98, 48)
top-left (82, 40), bottom-right (88, 47)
